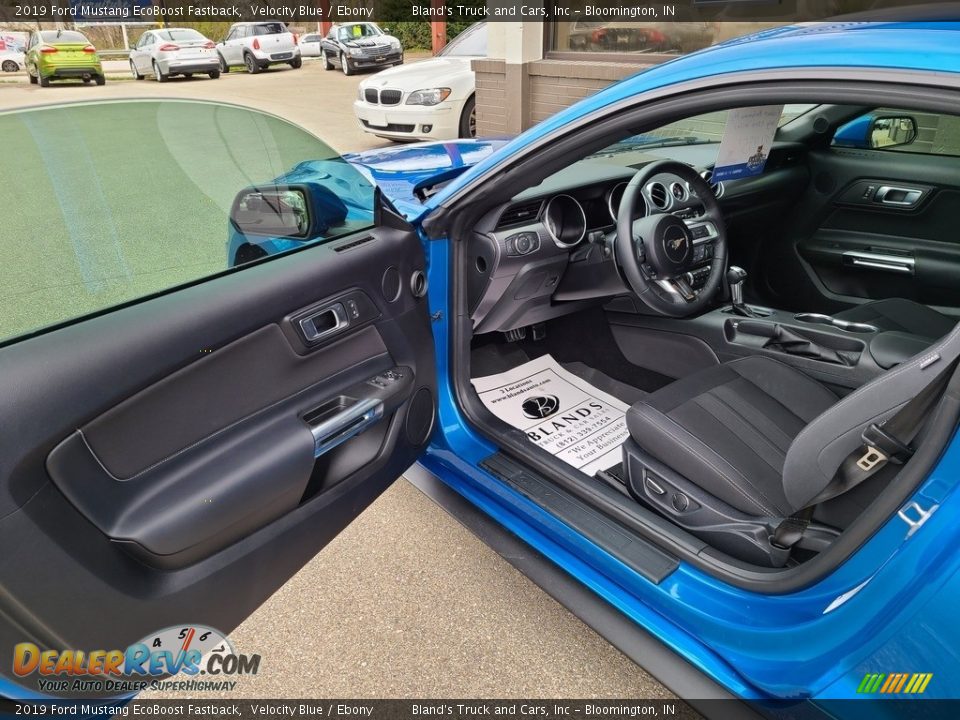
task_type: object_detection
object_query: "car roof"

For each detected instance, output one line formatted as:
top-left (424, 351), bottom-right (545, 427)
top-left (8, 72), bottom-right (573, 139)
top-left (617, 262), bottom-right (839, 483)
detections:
top-left (424, 21), bottom-right (960, 214)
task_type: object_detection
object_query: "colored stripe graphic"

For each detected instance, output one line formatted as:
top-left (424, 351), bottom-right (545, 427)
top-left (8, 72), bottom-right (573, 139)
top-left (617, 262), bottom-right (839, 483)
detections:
top-left (857, 672), bottom-right (932, 694)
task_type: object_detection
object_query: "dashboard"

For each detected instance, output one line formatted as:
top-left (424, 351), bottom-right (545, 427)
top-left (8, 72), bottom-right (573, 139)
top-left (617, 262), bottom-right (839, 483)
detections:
top-left (466, 143), bottom-right (808, 334)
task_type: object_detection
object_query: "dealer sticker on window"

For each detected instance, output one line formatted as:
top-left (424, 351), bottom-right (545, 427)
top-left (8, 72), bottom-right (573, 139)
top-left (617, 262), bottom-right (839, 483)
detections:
top-left (712, 105), bottom-right (784, 182)
top-left (472, 354), bottom-right (630, 477)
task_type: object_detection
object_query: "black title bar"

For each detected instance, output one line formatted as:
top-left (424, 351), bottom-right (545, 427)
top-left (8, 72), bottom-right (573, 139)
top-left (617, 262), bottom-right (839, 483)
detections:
top-left (1, 0), bottom-right (959, 24)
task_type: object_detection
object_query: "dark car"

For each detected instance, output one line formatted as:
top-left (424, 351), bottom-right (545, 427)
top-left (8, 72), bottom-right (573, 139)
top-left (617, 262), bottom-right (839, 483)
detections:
top-left (320, 21), bottom-right (402, 76)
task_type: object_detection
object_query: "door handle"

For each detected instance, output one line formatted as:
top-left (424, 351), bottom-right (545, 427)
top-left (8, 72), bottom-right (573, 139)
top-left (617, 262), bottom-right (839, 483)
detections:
top-left (298, 302), bottom-right (347, 343)
top-left (307, 397), bottom-right (383, 458)
top-left (843, 250), bottom-right (915, 275)
top-left (875, 185), bottom-right (923, 207)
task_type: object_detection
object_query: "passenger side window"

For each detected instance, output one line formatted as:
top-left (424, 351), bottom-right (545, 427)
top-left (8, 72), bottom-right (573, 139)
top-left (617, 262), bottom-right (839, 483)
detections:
top-left (832, 108), bottom-right (960, 156)
top-left (0, 100), bottom-right (376, 345)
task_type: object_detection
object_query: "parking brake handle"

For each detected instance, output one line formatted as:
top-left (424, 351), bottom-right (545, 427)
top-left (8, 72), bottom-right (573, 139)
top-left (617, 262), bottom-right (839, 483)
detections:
top-left (763, 325), bottom-right (852, 366)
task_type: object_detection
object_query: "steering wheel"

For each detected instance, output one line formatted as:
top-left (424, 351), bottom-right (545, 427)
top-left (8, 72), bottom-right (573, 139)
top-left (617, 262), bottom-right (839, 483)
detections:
top-left (614, 160), bottom-right (728, 317)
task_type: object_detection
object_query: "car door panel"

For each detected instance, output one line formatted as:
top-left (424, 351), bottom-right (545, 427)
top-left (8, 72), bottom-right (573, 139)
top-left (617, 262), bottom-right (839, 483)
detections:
top-left (761, 147), bottom-right (960, 312)
top-left (0, 220), bottom-right (435, 695)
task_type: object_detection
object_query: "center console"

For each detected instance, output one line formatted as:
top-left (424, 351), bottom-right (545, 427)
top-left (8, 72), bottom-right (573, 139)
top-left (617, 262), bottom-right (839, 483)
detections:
top-left (606, 288), bottom-right (937, 391)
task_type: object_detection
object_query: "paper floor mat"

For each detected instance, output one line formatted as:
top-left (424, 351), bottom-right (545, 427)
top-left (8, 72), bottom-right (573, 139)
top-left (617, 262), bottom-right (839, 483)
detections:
top-left (471, 354), bottom-right (629, 476)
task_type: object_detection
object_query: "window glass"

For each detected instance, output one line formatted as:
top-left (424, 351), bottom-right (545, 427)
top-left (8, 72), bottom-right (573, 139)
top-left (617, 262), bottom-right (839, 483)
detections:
top-left (832, 108), bottom-right (960, 157)
top-left (550, 21), bottom-right (786, 55)
top-left (440, 22), bottom-right (487, 57)
top-left (254, 23), bottom-right (286, 36)
top-left (588, 104), bottom-right (815, 157)
top-left (0, 100), bottom-right (375, 344)
top-left (338, 23), bottom-right (381, 41)
top-left (39, 30), bottom-right (89, 44)
top-left (158, 29), bottom-right (206, 42)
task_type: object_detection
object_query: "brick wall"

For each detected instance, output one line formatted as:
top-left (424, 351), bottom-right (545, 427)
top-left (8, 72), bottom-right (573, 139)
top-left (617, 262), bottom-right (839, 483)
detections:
top-left (473, 58), bottom-right (651, 136)
top-left (474, 58), bottom-right (508, 136)
top-left (527, 60), bottom-right (648, 125)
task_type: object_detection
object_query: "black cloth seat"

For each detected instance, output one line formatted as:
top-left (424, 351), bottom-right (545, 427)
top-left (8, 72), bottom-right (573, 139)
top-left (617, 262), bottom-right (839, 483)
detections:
top-left (626, 356), bottom-right (837, 517)
top-left (834, 298), bottom-right (955, 340)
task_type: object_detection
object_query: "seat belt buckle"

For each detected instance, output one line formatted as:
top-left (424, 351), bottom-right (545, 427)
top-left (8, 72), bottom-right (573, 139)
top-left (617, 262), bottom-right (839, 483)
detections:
top-left (859, 423), bottom-right (914, 471)
top-left (857, 446), bottom-right (888, 472)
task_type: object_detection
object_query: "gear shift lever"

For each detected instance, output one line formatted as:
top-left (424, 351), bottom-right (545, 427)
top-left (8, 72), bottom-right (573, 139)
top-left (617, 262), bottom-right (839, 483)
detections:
top-left (726, 266), bottom-right (762, 317)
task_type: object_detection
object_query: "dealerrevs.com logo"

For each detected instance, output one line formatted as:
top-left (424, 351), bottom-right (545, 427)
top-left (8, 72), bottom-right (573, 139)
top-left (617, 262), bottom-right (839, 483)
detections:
top-left (12, 624), bottom-right (260, 694)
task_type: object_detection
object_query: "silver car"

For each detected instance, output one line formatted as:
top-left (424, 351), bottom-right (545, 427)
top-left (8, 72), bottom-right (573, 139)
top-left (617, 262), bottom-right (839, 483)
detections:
top-left (129, 28), bottom-right (220, 82)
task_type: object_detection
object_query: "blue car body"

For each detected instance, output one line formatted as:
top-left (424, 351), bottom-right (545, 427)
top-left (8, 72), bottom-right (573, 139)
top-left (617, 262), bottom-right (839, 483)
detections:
top-left (232, 22), bottom-right (960, 705)
top-left (226, 139), bottom-right (507, 264)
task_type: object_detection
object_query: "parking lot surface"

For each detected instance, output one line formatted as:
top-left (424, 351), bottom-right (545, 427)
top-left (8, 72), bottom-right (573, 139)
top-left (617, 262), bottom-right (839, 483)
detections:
top-left (2, 57), bottom-right (674, 698)
top-left (0, 56), bottom-right (398, 153)
top-left (144, 481), bottom-right (676, 698)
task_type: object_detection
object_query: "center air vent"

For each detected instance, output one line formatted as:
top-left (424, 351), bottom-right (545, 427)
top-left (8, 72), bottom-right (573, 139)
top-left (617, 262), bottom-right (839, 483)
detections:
top-left (496, 200), bottom-right (544, 230)
top-left (699, 170), bottom-right (725, 199)
top-left (647, 182), bottom-right (669, 210)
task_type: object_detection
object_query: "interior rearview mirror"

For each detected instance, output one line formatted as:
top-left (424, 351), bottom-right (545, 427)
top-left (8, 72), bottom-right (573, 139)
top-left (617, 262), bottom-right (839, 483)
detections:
top-left (869, 115), bottom-right (918, 149)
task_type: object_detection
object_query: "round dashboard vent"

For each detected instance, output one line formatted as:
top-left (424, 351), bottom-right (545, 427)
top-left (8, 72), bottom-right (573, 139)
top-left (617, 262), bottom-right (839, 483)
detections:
top-left (699, 170), bottom-right (724, 199)
top-left (544, 194), bottom-right (587, 248)
top-left (647, 182), bottom-right (669, 210)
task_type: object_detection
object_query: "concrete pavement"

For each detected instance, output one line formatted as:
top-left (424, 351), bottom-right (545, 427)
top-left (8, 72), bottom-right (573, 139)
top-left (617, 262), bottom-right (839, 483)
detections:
top-left (0, 55), bottom-right (403, 153)
top-left (143, 480), bottom-right (678, 699)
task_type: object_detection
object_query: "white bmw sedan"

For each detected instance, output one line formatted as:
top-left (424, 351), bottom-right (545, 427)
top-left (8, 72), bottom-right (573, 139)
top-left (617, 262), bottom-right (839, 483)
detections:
top-left (129, 28), bottom-right (220, 82)
top-left (353, 22), bottom-right (486, 141)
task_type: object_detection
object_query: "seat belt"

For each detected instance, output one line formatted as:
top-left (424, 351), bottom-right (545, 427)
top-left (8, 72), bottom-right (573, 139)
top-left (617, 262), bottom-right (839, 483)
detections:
top-left (772, 357), bottom-right (957, 551)
top-left (812, 357), bottom-right (958, 506)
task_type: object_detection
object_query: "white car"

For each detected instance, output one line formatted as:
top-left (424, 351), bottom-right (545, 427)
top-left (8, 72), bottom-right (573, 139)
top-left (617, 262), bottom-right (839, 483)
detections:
top-left (0, 50), bottom-right (24, 73)
top-left (217, 21), bottom-right (302, 74)
top-left (299, 33), bottom-right (323, 58)
top-left (354, 22), bottom-right (486, 141)
top-left (129, 28), bottom-right (220, 81)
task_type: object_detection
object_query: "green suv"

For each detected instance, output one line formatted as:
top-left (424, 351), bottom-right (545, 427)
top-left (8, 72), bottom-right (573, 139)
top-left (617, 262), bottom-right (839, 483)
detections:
top-left (26, 29), bottom-right (105, 87)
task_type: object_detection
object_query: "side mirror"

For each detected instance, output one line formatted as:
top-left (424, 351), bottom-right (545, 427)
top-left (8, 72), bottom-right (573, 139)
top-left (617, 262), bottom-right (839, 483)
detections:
top-left (834, 113), bottom-right (919, 150)
top-left (230, 183), bottom-right (348, 240)
top-left (869, 115), bottom-right (918, 149)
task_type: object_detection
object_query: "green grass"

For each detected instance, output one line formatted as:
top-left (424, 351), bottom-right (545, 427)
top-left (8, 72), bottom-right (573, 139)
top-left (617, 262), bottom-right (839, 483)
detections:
top-left (0, 100), bottom-right (337, 342)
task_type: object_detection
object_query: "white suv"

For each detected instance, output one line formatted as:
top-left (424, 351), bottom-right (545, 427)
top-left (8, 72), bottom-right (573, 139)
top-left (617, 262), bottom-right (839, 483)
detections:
top-left (217, 21), bottom-right (301, 74)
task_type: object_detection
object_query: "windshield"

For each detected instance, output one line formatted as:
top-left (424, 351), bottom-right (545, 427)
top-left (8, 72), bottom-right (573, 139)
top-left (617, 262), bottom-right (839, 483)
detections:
top-left (338, 23), bottom-right (382, 41)
top-left (40, 31), bottom-right (88, 44)
top-left (253, 23), bottom-right (286, 36)
top-left (157, 29), bottom-right (205, 42)
top-left (440, 23), bottom-right (487, 57)
top-left (590, 104), bottom-right (816, 156)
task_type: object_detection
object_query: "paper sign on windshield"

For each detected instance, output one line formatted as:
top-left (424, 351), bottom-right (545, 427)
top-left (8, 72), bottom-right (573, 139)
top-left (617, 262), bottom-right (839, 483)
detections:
top-left (712, 105), bottom-right (784, 182)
